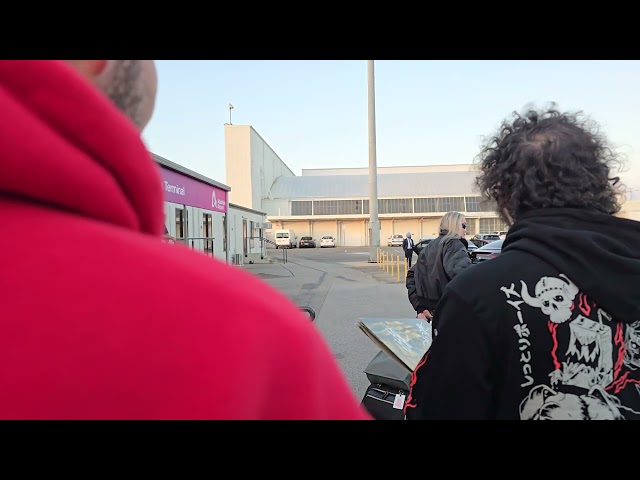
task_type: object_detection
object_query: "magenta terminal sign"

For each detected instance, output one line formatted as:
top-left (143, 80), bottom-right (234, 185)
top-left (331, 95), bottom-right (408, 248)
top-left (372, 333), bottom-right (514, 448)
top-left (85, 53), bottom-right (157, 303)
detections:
top-left (159, 166), bottom-right (228, 214)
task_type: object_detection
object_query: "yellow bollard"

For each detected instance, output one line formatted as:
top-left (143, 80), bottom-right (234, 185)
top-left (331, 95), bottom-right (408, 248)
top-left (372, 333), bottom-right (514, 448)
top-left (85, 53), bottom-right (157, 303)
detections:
top-left (391, 253), bottom-right (395, 277)
top-left (397, 255), bottom-right (401, 282)
top-left (386, 252), bottom-right (390, 273)
top-left (404, 258), bottom-right (408, 278)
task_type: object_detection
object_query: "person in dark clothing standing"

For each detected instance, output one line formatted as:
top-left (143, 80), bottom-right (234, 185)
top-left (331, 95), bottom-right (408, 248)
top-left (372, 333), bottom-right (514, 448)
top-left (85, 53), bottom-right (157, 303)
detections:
top-left (407, 212), bottom-right (471, 320)
top-left (405, 107), bottom-right (640, 420)
top-left (402, 232), bottom-right (415, 267)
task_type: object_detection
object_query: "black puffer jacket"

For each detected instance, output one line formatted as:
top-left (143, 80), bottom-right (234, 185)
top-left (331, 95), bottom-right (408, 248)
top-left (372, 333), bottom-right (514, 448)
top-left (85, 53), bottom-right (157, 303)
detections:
top-left (406, 265), bottom-right (428, 314)
top-left (411, 234), bottom-right (471, 312)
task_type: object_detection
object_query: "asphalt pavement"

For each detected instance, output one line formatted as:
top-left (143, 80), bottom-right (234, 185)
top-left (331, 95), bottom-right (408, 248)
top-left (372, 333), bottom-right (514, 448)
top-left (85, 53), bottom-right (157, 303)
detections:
top-left (241, 245), bottom-right (416, 400)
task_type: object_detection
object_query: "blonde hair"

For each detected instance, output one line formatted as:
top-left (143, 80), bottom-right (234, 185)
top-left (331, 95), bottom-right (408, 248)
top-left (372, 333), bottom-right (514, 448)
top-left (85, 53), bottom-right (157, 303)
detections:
top-left (439, 211), bottom-right (466, 242)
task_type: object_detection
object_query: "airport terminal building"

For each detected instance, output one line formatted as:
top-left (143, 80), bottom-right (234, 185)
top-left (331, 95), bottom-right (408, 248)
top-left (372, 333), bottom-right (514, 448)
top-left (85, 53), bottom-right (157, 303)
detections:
top-left (224, 125), bottom-right (509, 246)
top-left (154, 153), bottom-right (269, 264)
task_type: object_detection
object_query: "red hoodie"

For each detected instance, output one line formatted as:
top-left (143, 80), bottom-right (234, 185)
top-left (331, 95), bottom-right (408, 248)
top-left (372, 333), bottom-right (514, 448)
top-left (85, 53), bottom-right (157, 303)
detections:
top-left (0, 60), bottom-right (371, 420)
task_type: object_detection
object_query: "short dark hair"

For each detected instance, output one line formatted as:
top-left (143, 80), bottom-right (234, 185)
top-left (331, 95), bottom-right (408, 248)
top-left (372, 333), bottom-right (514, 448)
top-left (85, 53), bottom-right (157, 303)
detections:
top-left (475, 107), bottom-right (623, 222)
top-left (103, 60), bottom-right (144, 129)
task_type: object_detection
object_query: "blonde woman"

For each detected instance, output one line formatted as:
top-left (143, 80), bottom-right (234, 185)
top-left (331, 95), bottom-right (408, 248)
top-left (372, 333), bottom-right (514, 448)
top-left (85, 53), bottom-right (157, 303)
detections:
top-left (406, 211), bottom-right (471, 320)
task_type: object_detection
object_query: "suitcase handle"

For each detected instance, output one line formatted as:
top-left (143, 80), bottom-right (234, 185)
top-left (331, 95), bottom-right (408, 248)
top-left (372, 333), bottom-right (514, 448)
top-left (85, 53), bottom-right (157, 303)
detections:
top-left (371, 384), bottom-right (405, 400)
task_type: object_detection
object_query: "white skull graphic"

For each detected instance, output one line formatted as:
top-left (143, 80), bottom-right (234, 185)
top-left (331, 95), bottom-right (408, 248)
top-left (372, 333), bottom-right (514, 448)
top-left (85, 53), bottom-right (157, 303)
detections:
top-left (520, 274), bottom-right (580, 324)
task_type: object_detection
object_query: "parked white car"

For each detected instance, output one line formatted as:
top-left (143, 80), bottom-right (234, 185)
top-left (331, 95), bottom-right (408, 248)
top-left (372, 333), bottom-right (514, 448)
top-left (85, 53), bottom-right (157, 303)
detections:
top-left (320, 236), bottom-right (336, 248)
top-left (387, 234), bottom-right (404, 247)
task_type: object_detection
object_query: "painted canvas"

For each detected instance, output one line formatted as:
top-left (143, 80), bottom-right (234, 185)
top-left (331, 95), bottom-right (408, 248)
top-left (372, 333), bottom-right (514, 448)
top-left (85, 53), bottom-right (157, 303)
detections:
top-left (358, 317), bottom-right (433, 372)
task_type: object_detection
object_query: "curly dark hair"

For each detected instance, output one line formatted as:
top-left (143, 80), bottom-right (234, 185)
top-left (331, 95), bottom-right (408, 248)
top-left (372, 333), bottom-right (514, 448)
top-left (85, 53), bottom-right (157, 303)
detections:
top-left (475, 107), bottom-right (624, 223)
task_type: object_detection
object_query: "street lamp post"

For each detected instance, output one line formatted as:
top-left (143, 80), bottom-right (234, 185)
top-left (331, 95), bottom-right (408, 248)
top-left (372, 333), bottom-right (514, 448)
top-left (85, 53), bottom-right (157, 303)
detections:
top-left (228, 103), bottom-right (234, 125)
top-left (368, 60), bottom-right (380, 263)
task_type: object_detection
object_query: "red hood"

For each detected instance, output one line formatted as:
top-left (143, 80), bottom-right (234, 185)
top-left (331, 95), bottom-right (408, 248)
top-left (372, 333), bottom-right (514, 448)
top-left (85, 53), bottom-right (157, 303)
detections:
top-left (0, 60), bottom-right (163, 235)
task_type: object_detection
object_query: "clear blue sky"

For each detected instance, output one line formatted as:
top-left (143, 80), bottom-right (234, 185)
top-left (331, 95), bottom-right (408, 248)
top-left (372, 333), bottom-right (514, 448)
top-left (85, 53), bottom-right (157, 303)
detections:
top-left (143, 60), bottom-right (640, 194)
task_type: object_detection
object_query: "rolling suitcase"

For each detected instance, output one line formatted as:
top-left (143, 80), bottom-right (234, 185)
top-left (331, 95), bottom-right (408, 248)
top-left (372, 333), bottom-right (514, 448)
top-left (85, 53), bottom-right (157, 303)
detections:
top-left (361, 350), bottom-right (411, 420)
top-left (361, 383), bottom-right (407, 420)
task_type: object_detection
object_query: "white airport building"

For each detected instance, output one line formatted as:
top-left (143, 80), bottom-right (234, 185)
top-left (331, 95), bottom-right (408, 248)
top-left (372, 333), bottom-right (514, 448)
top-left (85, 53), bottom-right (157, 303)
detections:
top-left (224, 125), bottom-right (509, 246)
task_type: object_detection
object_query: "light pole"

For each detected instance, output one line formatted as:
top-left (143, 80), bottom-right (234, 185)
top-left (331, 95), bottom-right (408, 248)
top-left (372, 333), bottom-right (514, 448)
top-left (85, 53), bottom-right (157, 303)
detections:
top-left (228, 103), bottom-right (234, 125)
top-left (368, 60), bottom-right (380, 263)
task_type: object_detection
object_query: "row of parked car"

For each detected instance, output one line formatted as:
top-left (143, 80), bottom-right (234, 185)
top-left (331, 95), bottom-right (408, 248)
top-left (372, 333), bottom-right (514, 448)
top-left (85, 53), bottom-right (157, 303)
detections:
top-left (297, 236), bottom-right (336, 248)
top-left (412, 233), bottom-right (504, 264)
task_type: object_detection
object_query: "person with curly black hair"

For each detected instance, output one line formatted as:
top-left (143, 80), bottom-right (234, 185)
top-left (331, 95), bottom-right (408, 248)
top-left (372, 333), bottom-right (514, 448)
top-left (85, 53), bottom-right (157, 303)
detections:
top-left (405, 107), bottom-right (640, 420)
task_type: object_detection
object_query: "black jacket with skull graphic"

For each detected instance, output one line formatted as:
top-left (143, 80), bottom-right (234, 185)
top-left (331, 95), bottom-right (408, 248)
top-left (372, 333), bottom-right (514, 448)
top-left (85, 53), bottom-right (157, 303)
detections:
top-left (405, 208), bottom-right (640, 420)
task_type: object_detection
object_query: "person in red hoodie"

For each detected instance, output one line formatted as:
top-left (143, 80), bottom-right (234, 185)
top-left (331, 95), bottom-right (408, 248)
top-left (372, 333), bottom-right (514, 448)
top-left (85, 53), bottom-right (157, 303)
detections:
top-left (0, 60), bottom-right (371, 420)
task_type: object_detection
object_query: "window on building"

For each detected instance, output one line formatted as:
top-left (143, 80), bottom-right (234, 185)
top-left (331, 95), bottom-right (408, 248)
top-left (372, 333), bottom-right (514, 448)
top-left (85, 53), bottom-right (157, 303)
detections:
top-left (175, 208), bottom-right (185, 239)
top-left (363, 200), bottom-right (369, 215)
top-left (414, 197), bottom-right (464, 213)
top-left (337, 200), bottom-right (363, 215)
top-left (463, 196), bottom-right (499, 212)
top-left (464, 196), bottom-right (481, 212)
top-left (222, 215), bottom-right (227, 252)
top-left (242, 219), bottom-right (248, 256)
top-left (291, 201), bottom-right (312, 215)
top-left (313, 200), bottom-right (338, 215)
top-left (250, 220), bottom-right (255, 251)
top-left (203, 213), bottom-right (213, 252)
top-left (479, 217), bottom-right (509, 234)
top-left (414, 197), bottom-right (437, 213)
top-left (439, 197), bottom-right (465, 212)
top-left (379, 198), bottom-right (413, 214)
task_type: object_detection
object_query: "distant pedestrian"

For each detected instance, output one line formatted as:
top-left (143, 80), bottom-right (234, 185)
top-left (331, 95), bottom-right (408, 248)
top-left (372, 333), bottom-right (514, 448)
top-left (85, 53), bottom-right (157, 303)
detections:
top-left (402, 232), bottom-right (415, 267)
